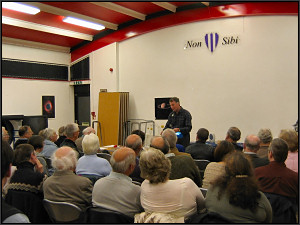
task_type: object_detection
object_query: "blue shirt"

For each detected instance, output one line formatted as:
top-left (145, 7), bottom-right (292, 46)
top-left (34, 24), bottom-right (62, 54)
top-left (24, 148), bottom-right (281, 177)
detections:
top-left (76, 154), bottom-right (112, 177)
top-left (41, 140), bottom-right (58, 158)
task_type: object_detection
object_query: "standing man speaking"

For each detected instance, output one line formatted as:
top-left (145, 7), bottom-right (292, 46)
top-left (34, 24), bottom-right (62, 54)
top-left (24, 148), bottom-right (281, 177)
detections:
top-left (162, 97), bottom-right (192, 147)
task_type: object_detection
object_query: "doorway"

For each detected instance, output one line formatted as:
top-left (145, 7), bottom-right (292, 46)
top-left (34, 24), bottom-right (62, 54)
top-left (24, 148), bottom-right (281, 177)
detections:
top-left (74, 84), bottom-right (90, 135)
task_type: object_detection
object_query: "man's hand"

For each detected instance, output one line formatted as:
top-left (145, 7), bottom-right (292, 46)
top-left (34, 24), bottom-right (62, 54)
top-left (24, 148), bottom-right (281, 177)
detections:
top-left (173, 128), bottom-right (180, 132)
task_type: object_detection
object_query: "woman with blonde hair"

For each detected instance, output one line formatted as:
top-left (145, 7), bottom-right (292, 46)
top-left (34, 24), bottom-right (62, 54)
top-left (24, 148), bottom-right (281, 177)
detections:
top-left (137, 147), bottom-right (204, 221)
top-left (205, 151), bottom-right (272, 223)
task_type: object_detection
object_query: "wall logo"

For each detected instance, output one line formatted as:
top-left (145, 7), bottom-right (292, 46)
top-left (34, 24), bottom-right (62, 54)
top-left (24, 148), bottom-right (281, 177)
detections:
top-left (184, 33), bottom-right (240, 53)
top-left (205, 33), bottom-right (219, 53)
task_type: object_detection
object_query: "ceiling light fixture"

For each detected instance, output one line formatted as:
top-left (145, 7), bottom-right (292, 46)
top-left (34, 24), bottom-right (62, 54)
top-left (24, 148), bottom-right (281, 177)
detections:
top-left (63, 17), bottom-right (105, 31)
top-left (2, 2), bottom-right (40, 15)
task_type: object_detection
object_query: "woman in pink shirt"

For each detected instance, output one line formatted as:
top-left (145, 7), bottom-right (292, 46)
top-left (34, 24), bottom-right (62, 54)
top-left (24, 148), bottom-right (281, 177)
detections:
top-left (279, 129), bottom-right (298, 173)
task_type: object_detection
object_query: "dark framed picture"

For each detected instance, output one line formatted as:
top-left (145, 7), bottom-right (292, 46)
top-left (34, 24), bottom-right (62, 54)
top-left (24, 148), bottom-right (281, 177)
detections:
top-left (155, 97), bottom-right (172, 120)
top-left (42, 96), bottom-right (55, 118)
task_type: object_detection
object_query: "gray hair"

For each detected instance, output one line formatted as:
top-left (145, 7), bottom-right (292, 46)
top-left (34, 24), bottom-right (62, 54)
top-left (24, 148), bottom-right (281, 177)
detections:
top-left (269, 138), bottom-right (288, 163)
top-left (125, 134), bottom-right (142, 152)
top-left (64, 123), bottom-right (79, 138)
top-left (257, 128), bottom-right (273, 144)
top-left (82, 127), bottom-right (95, 135)
top-left (244, 135), bottom-right (260, 151)
top-left (150, 136), bottom-right (170, 154)
top-left (161, 128), bottom-right (177, 148)
top-left (82, 133), bottom-right (99, 155)
top-left (227, 127), bottom-right (241, 142)
top-left (51, 148), bottom-right (78, 171)
top-left (40, 128), bottom-right (56, 140)
top-left (110, 150), bottom-right (136, 174)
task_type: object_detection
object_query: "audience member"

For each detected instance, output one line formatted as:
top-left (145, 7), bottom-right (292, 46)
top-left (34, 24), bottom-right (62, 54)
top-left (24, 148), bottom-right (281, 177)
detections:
top-left (60, 123), bottom-right (80, 155)
top-left (202, 140), bottom-right (234, 189)
top-left (162, 128), bottom-right (191, 156)
top-left (5, 144), bottom-right (49, 223)
top-left (14, 125), bottom-right (33, 149)
top-left (150, 136), bottom-right (202, 187)
top-left (39, 128), bottom-right (58, 158)
top-left (76, 133), bottom-right (112, 179)
top-left (139, 147), bottom-right (205, 220)
top-left (131, 129), bottom-right (145, 146)
top-left (2, 141), bottom-right (30, 223)
top-left (205, 151), bottom-right (272, 223)
top-left (225, 127), bottom-right (243, 151)
top-left (43, 146), bottom-right (93, 211)
top-left (125, 134), bottom-right (144, 183)
top-left (162, 97), bottom-right (192, 147)
top-left (28, 135), bottom-right (49, 176)
top-left (54, 126), bottom-right (66, 147)
top-left (255, 138), bottom-right (298, 200)
top-left (186, 128), bottom-right (214, 161)
top-left (243, 134), bottom-right (269, 168)
top-left (257, 128), bottom-right (273, 158)
top-left (279, 129), bottom-right (298, 173)
top-left (92, 147), bottom-right (143, 218)
top-left (2, 127), bottom-right (10, 142)
top-left (75, 127), bottom-right (96, 153)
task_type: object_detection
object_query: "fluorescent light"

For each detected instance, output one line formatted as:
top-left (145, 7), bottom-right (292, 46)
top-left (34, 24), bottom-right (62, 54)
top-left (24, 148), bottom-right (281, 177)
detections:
top-left (126, 32), bottom-right (137, 37)
top-left (63, 17), bottom-right (105, 31)
top-left (2, 2), bottom-right (40, 15)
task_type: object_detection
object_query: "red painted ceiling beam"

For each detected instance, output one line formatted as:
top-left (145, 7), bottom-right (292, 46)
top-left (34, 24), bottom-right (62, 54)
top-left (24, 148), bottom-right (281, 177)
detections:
top-left (71, 2), bottom-right (298, 62)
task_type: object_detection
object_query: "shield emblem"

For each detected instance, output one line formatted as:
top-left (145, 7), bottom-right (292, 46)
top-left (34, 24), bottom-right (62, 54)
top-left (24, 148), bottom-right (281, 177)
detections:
top-left (205, 33), bottom-right (219, 53)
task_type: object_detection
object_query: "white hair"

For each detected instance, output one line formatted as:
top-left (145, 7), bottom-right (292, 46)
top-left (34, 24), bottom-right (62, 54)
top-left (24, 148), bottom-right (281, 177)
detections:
top-left (51, 148), bottom-right (78, 171)
top-left (41, 128), bottom-right (56, 140)
top-left (82, 127), bottom-right (95, 135)
top-left (82, 133), bottom-right (99, 155)
top-left (162, 128), bottom-right (177, 148)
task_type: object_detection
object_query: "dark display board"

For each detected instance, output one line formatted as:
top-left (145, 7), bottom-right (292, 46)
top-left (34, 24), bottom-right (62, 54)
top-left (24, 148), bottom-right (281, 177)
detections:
top-left (22, 115), bottom-right (48, 135)
top-left (155, 97), bottom-right (172, 120)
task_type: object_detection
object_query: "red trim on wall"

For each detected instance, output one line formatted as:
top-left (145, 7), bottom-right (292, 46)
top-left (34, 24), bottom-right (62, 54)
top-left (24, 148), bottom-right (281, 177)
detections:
top-left (71, 2), bottom-right (298, 62)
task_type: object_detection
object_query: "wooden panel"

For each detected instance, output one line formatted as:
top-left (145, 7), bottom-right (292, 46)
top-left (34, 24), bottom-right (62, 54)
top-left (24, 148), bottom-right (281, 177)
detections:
top-left (98, 92), bottom-right (120, 146)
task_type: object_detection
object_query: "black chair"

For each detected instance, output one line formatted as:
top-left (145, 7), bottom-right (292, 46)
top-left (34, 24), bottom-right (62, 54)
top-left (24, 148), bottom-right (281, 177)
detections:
top-left (86, 206), bottom-right (134, 223)
top-left (132, 180), bottom-right (142, 186)
top-left (200, 187), bottom-right (208, 197)
top-left (43, 199), bottom-right (85, 223)
top-left (194, 159), bottom-right (210, 178)
top-left (97, 153), bottom-right (111, 162)
top-left (185, 211), bottom-right (232, 223)
top-left (79, 174), bottom-right (103, 185)
top-left (263, 192), bottom-right (297, 223)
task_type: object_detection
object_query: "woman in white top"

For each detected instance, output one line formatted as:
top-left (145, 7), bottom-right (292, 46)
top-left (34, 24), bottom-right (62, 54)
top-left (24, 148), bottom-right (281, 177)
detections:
top-left (139, 147), bottom-right (205, 220)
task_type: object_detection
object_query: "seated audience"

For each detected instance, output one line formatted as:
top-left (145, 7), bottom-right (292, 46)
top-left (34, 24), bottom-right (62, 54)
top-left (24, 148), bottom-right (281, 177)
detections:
top-left (43, 146), bottom-right (93, 211)
top-left (225, 127), bottom-right (243, 151)
top-left (205, 151), bottom-right (272, 223)
top-left (60, 123), bottom-right (81, 155)
top-left (202, 140), bottom-right (234, 189)
top-left (76, 133), bottom-right (112, 179)
top-left (39, 128), bottom-right (58, 158)
top-left (2, 141), bottom-right (30, 223)
top-left (92, 147), bottom-right (143, 218)
top-left (5, 144), bottom-right (49, 223)
top-left (254, 138), bottom-right (298, 200)
top-left (162, 128), bottom-right (191, 156)
top-left (139, 147), bottom-right (205, 220)
top-left (2, 127), bottom-right (10, 142)
top-left (243, 134), bottom-right (269, 168)
top-left (28, 135), bottom-right (49, 176)
top-left (150, 136), bottom-right (202, 187)
top-left (54, 126), bottom-right (66, 147)
top-left (186, 128), bottom-right (214, 161)
top-left (257, 128), bottom-right (273, 158)
top-left (75, 127), bottom-right (96, 153)
top-left (125, 134), bottom-right (144, 183)
top-left (14, 125), bottom-right (33, 149)
top-left (279, 129), bottom-right (298, 173)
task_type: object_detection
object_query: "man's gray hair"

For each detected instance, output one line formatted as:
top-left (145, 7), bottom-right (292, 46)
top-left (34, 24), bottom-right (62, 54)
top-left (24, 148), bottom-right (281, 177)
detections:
top-left (64, 123), bottom-right (79, 138)
top-left (51, 148), bottom-right (78, 171)
top-left (161, 128), bottom-right (177, 148)
top-left (82, 127), bottom-right (95, 135)
top-left (258, 128), bottom-right (273, 144)
top-left (227, 127), bottom-right (241, 142)
top-left (244, 135), bottom-right (260, 151)
top-left (40, 128), bottom-right (56, 140)
top-left (110, 151), bottom-right (136, 174)
top-left (269, 138), bottom-right (288, 163)
top-left (125, 134), bottom-right (142, 151)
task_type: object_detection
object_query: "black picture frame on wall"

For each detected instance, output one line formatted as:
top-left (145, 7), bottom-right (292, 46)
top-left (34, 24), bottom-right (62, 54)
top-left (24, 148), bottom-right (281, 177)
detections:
top-left (155, 97), bottom-right (172, 120)
top-left (42, 96), bottom-right (55, 118)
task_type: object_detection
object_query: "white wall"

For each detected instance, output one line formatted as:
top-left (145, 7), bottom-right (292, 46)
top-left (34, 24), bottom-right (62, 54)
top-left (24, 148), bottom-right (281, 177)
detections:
top-left (2, 44), bottom-right (73, 132)
top-left (117, 16), bottom-right (298, 142)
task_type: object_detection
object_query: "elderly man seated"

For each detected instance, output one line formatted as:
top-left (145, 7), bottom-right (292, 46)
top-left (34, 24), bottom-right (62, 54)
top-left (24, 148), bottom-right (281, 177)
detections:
top-left (92, 147), bottom-right (144, 218)
top-left (43, 146), bottom-right (93, 211)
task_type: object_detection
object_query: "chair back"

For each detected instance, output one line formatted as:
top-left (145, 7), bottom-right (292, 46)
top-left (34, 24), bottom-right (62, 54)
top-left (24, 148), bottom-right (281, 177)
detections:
top-left (97, 153), bottom-right (111, 162)
top-left (79, 174), bottom-right (103, 185)
top-left (132, 180), bottom-right (142, 186)
top-left (194, 159), bottom-right (210, 178)
top-left (43, 199), bottom-right (84, 223)
top-left (86, 206), bottom-right (134, 223)
top-left (200, 188), bottom-right (208, 197)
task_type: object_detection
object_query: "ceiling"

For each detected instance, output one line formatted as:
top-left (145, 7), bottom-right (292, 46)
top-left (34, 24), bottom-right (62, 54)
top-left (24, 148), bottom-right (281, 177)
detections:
top-left (2, 1), bottom-right (231, 54)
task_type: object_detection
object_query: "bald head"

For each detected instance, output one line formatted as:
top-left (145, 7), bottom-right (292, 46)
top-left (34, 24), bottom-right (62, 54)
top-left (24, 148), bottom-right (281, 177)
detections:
top-left (244, 134), bottom-right (261, 152)
top-left (52, 146), bottom-right (78, 171)
top-left (150, 136), bottom-right (170, 154)
top-left (110, 147), bottom-right (136, 175)
top-left (55, 146), bottom-right (73, 158)
top-left (125, 134), bottom-right (142, 154)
